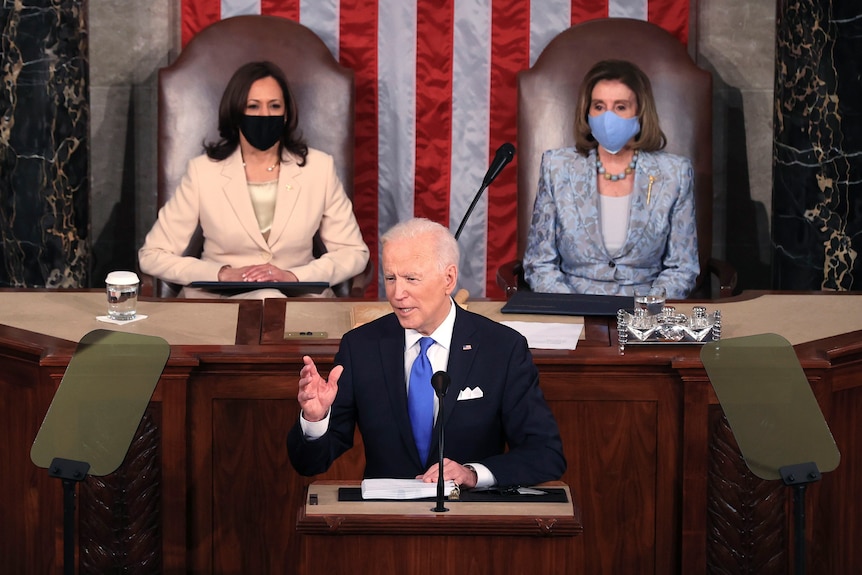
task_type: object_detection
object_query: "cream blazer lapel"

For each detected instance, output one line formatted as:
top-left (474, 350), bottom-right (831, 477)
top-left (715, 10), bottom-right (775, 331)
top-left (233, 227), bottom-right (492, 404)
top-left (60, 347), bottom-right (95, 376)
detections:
top-left (267, 157), bottom-right (302, 248)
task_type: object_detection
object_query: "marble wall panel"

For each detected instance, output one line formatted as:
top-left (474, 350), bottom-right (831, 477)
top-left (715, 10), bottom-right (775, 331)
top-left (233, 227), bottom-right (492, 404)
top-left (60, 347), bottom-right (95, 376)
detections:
top-left (0, 1), bottom-right (89, 287)
top-left (772, 0), bottom-right (861, 290)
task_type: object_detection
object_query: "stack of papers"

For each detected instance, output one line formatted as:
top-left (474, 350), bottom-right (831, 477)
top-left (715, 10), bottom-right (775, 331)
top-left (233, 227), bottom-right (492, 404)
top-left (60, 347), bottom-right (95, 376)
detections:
top-left (500, 321), bottom-right (584, 350)
top-left (360, 478), bottom-right (457, 500)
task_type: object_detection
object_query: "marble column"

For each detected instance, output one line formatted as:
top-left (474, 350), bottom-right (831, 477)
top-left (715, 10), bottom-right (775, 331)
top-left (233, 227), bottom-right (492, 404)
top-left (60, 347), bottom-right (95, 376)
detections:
top-left (0, 1), bottom-right (89, 288)
top-left (772, 0), bottom-right (861, 290)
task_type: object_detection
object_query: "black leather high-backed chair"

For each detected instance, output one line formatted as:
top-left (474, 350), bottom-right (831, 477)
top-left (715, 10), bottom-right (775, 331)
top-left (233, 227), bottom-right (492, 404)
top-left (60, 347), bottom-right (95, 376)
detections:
top-left (144, 15), bottom-right (372, 297)
top-left (496, 18), bottom-right (736, 299)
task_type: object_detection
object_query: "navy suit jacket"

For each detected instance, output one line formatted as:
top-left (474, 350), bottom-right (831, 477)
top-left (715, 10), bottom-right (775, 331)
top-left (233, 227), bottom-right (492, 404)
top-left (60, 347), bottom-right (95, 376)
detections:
top-left (287, 305), bottom-right (566, 487)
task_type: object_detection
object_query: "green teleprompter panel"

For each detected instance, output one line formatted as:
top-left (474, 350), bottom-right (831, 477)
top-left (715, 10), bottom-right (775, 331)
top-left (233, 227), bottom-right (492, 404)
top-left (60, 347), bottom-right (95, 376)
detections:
top-left (31, 329), bottom-right (170, 476)
top-left (700, 333), bottom-right (840, 481)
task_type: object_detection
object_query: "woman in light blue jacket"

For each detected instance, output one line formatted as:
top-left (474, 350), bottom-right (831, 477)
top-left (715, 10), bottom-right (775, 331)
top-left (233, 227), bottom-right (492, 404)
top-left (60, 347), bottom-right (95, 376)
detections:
top-left (523, 60), bottom-right (699, 299)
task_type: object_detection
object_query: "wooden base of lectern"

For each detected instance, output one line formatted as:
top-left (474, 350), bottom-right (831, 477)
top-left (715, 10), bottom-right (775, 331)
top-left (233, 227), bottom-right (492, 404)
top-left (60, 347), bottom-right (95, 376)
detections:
top-left (296, 481), bottom-right (582, 575)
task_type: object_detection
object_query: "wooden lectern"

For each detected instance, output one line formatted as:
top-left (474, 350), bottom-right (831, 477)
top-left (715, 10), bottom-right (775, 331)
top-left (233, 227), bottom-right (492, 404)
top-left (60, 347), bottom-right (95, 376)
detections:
top-left (296, 481), bottom-right (583, 574)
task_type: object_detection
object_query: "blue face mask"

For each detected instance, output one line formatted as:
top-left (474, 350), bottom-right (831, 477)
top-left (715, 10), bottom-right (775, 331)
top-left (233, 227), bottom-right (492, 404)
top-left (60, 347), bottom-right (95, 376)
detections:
top-left (588, 111), bottom-right (640, 154)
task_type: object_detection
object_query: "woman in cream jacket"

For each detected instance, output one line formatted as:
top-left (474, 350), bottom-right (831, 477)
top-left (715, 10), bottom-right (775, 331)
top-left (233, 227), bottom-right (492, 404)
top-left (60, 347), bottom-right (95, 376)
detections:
top-left (139, 61), bottom-right (368, 298)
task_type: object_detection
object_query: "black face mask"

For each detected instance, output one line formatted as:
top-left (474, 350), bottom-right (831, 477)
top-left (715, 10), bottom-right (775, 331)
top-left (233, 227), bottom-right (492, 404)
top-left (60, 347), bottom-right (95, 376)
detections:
top-left (240, 115), bottom-right (284, 151)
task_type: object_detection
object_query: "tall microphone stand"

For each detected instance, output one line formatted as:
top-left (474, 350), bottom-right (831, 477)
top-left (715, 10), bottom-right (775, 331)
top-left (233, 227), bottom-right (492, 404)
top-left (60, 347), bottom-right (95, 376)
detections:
top-left (454, 182), bottom-right (489, 241)
top-left (453, 143), bottom-right (515, 240)
top-left (431, 371), bottom-right (451, 512)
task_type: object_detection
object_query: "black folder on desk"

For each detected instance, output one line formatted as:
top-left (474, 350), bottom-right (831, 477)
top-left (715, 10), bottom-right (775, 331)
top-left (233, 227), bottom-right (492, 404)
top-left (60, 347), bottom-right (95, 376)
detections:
top-left (500, 291), bottom-right (630, 317)
top-left (189, 281), bottom-right (329, 296)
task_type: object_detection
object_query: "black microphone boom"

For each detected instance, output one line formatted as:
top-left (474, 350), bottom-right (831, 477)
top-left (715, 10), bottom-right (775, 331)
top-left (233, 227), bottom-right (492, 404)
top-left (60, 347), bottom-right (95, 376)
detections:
top-left (482, 142), bottom-right (516, 188)
top-left (431, 371), bottom-right (451, 398)
top-left (431, 370), bottom-right (451, 513)
top-left (453, 143), bottom-right (515, 241)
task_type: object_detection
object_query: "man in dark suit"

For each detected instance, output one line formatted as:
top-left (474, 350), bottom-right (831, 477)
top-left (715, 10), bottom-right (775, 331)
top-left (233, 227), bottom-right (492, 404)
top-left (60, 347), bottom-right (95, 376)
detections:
top-left (287, 218), bottom-right (565, 489)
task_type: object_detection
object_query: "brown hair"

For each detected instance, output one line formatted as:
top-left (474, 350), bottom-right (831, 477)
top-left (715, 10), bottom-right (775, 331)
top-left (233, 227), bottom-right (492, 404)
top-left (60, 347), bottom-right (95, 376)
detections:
top-left (204, 61), bottom-right (308, 165)
top-left (573, 60), bottom-right (666, 155)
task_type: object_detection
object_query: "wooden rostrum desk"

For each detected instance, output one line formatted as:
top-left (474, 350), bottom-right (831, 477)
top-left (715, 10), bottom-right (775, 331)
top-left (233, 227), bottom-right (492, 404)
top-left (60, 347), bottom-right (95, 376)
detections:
top-left (295, 481), bottom-right (581, 575)
top-left (0, 292), bottom-right (262, 575)
top-left (1, 291), bottom-right (861, 574)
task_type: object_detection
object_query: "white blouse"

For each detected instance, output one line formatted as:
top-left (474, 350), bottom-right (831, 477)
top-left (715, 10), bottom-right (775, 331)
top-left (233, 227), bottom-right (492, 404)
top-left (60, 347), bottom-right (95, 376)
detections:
top-left (247, 179), bottom-right (278, 235)
top-left (599, 193), bottom-right (632, 255)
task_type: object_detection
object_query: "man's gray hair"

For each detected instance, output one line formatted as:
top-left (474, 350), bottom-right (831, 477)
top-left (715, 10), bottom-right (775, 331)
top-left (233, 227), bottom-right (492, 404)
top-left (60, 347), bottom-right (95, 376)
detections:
top-left (381, 218), bottom-right (460, 271)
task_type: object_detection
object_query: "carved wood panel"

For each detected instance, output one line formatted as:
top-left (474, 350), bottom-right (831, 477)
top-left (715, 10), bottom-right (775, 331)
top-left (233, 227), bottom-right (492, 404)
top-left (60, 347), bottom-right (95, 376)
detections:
top-left (79, 408), bottom-right (163, 575)
top-left (707, 408), bottom-right (787, 575)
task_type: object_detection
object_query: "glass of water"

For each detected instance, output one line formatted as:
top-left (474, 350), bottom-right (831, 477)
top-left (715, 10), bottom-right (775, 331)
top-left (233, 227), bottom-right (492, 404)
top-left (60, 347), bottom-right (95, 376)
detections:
top-left (633, 285), bottom-right (666, 327)
top-left (105, 271), bottom-right (140, 321)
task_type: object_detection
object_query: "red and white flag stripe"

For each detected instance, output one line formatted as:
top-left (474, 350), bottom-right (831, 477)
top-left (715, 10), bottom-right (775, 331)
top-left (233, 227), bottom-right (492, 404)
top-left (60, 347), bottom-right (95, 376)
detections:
top-left (181, 0), bottom-right (689, 297)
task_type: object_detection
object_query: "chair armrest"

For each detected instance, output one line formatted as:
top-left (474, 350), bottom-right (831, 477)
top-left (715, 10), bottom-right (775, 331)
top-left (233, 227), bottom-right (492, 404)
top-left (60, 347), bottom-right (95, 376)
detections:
top-left (335, 260), bottom-right (375, 298)
top-left (138, 272), bottom-right (156, 298)
top-left (496, 260), bottom-right (529, 298)
top-left (706, 257), bottom-right (738, 299)
top-left (138, 271), bottom-right (181, 299)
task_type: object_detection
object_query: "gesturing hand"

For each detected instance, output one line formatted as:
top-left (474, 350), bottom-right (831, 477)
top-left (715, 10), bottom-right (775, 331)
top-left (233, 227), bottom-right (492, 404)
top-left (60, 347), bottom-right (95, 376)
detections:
top-left (297, 355), bottom-right (342, 422)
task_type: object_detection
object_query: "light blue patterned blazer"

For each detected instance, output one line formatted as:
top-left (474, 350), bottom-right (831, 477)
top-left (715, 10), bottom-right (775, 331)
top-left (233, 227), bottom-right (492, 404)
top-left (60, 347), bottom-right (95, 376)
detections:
top-left (523, 147), bottom-right (699, 299)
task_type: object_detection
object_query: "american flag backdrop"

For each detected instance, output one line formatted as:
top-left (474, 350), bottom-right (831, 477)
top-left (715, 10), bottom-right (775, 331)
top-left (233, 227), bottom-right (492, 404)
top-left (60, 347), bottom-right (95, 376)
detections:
top-left (181, 0), bottom-right (689, 298)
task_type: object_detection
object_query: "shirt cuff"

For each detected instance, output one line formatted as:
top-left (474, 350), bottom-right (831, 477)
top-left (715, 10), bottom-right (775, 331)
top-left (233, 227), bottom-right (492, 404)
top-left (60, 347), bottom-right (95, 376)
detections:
top-left (299, 409), bottom-right (330, 439)
top-left (466, 463), bottom-right (496, 489)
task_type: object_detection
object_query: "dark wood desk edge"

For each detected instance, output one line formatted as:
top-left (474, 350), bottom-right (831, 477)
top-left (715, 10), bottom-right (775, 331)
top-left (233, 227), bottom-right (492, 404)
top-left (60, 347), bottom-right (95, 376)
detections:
top-left (261, 298), bottom-right (289, 344)
top-left (3, 292), bottom-right (860, 369)
top-left (0, 323), bottom-right (77, 363)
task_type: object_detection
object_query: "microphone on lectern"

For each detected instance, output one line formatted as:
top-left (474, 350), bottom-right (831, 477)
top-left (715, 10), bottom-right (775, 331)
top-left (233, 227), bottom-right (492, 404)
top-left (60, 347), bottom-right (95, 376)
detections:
top-left (431, 370), bottom-right (452, 513)
top-left (431, 371), bottom-right (451, 398)
top-left (453, 143), bottom-right (516, 241)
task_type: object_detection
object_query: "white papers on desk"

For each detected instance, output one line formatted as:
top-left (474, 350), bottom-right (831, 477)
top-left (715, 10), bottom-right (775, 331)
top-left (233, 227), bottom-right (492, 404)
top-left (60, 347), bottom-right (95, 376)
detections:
top-left (360, 478), bottom-right (457, 500)
top-left (501, 321), bottom-right (583, 350)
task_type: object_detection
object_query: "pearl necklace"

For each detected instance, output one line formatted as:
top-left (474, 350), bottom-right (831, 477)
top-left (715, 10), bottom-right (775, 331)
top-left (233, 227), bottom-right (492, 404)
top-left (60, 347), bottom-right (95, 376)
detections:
top-left (242, 161), bottom-right (279, 172)
top-left (596, 150), bottom-right (638, 181)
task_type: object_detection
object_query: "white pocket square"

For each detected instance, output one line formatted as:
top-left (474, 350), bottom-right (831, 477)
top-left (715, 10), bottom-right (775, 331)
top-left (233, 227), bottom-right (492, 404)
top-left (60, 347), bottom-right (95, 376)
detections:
top-left (457, 387), bottom-right (484, 401)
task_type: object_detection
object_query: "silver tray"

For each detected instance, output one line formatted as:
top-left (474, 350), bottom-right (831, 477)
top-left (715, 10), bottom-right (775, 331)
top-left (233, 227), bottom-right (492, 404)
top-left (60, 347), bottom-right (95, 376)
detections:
top-left (616, 305), bottom-right (721, 352)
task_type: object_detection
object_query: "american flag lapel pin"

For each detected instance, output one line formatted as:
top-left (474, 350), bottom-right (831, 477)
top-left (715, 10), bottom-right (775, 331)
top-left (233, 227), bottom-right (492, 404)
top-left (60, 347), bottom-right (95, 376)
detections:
top-left (462, 344), bottom-right (472, 351)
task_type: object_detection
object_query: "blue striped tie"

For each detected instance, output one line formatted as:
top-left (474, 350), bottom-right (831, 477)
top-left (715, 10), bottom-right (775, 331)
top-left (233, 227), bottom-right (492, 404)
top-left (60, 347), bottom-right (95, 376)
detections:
top-left (408, 337), bottom-right (435, 465)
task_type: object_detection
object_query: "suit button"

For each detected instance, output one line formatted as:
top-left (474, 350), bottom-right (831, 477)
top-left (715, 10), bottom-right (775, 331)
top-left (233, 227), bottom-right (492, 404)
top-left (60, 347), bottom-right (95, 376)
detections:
top-left (608, 261), bottom-right (616, 268)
